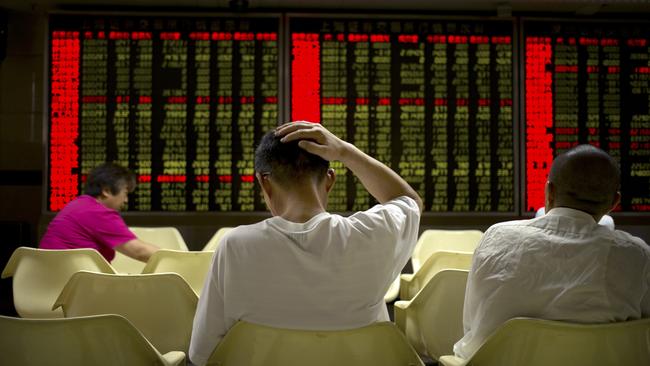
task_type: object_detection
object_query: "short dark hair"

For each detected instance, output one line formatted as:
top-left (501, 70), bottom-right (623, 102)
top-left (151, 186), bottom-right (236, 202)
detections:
top-left (254, 130), bottom-right (329, 186)
top-left (84, 162), bottom-right (136, 197)
top-left (549, 144), bottom-right (620, 215)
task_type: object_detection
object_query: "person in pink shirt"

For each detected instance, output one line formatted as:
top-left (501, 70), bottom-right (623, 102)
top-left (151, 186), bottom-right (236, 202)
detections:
top-left (40, 163), bottom-right (159, 262)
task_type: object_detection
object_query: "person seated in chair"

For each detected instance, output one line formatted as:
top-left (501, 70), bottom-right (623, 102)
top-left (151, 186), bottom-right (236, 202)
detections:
top-left (454, 144), bottom-right (650, 359)
top-left (189, 122), bottom-right (423, 366)
top-left (40, 162), bottom-right (159, 263)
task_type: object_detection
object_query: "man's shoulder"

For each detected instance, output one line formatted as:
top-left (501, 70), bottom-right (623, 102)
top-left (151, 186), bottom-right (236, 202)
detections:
top-left (610, 229), bottom-right (650, 253)
top-left (218, 221), bottom-right (271, 248)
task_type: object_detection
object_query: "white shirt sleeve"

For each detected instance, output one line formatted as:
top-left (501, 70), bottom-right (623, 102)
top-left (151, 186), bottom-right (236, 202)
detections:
top-left (189, 245), bottom-right (228, 366)
top-left (346, 196), bottom-right (421, 277)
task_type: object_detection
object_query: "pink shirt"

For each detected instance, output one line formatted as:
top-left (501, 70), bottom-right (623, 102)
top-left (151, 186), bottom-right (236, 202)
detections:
top-left (40, 195), bottom-right (136, 262)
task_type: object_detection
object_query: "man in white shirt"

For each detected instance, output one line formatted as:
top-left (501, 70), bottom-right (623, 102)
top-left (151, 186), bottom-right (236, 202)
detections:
top-left (454, 144), bottom-right (650, 359)
top-left (189, 122), bottom-right (423, 366)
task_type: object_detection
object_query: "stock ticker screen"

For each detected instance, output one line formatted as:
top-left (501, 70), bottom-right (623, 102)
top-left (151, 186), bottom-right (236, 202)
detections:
top-left (48, 14), bottom-right (648, 214)
top-left (524, 20), bottom-right (650, 212)
top-left (48, 14), bottom-right (279, 211)
top-left (290, 17), bottom-right (516, 212)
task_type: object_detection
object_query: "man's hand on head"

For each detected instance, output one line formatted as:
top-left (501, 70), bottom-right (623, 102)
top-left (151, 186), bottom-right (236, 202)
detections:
top-left (275, 121), bottom-right (349, 162)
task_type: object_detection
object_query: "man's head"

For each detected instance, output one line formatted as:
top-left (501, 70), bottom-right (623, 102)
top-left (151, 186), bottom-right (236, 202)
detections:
top-left (545, 144), bottom-right (620, 219)
top-left (254, 129), bottom-right (333, 214)
top-left (84, 162), bottom-right (135, 210)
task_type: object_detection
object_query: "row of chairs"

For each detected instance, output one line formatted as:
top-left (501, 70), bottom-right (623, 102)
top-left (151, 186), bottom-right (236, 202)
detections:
top-left (3, 313), bottom-right (649, 366)
top-left (0, 314), bottom-right (427, 366)
top-left (3, 228), bottom-right (650, 365)
top-left (2, 247), bottom-right (209, 318)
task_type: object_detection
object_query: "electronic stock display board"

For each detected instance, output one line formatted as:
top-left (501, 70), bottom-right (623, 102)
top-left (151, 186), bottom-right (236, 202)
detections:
top-left (524, 20), bottom-right (650, 212)
top-left (47, 13), bottom-right (650, 214)
top-left (49, 14), bottom-right (280, 211)
top-left (290, 16), bottom-right (516, 213)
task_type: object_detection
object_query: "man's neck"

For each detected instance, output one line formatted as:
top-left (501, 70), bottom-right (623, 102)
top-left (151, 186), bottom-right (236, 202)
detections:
top-left (276, 195), bottom-right (326, 223)
top-left (274, 188), bottom-right (327, 223)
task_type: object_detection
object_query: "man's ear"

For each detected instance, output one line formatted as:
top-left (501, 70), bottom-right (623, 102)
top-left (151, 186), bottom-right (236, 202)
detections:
top-left (608, 191), bottom-right (621, 213)
top-left (544, 180), bottom-right (555, 212)
top-left (256, 172), bottom-right (272, 199)
top-left (325, 168), bottom-right (336, 193)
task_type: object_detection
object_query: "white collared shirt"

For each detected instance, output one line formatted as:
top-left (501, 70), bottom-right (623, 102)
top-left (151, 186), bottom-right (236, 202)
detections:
top-left (189, 196), bottom-right (420, 366)
top-left (454, 207), bottom-right (650, 359)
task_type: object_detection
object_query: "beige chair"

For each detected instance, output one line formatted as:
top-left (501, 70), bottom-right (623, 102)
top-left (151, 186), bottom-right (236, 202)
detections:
top-left (202, 227), bottom-right (234, 252)
top-left (1, 247), bottom-right (116, 318)
top-left (411, 230), bottom-right (482, 272)
top-left (112, 226), bottom-right (188, 274)
top-left (141, 249), bottom-right (214, 295)
top-left (439, 317), bottom-right (650, 366)
top-left (207, 321), bottom-right (424, 366)
top-left (0, 314), bottom-right (185, 366)
top-left (400, 251), bottom-right (473, 300)
top-left (53, 271), bottom-right (198, 354)
top-left (394, 269), bottom-right (469, 361)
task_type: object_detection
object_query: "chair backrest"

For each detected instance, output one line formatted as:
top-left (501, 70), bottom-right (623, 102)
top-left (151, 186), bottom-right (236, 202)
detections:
top-left (207, 321), bottom-right (425, 366)
top-left (411, 230), bottom-right (482, 271)
top-left (112, 226), bottom-right (188, 274)
top-left (401, 251), bottom-right (473, 300)
top-left (141, 249), bottom-right (214, 295)
top-left (395, 269), bottom-right (469, 360)
top-left (0, 314), bottom-right (184, 366)
top-left (0, 247), bottom-right (116, 318)
top-left (53, 271), bottom-right (198, 354)
top-left (440, 317), bottom-right (650, 366)
top-left (202, 227), bottom-right (234, 252)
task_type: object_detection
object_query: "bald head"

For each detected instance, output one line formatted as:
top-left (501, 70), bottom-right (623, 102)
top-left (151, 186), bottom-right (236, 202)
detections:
top-left (547, 144), bottom-right (620, 216)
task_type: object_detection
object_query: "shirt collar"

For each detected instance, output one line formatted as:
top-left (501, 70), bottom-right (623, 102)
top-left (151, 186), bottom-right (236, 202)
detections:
top-left (546, 207), bottom-right (598, 223)
top-left (268, 212), bottom-right (331, 232)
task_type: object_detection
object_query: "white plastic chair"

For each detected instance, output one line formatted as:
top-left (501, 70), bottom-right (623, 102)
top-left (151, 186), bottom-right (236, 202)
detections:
top-left (400, 251), bottom-right (472, 300)
top-left (112, 226), bottom-right (188, 274)
top-left (141, 249), bottom-right (214, 295)
top-left (1, 247), bottom-right (116, 318)
top-left (0, 314), bottom-right (185, 365)
top-left (394, 269), bottom-right (469, 361)
top-left (439, 317), bottom-right (650, 366)
top-left (54, 271), bottom-right (197, 354)
top-left (411, 230), bottom-right (482, 272)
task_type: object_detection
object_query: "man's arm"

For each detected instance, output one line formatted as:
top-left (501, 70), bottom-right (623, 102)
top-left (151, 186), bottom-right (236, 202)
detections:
top-left (115, 239), bottom-right (159, 262)
top-left (276, 121), bottom-right (424, 213)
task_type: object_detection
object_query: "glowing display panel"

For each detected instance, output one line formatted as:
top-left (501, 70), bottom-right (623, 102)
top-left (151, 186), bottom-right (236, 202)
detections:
top-left (290, 17), bottom-right (516, 212)
top-left (524, 21), bottom-right (650, 212)
top-left (48, 14), bottom-right (279, 211)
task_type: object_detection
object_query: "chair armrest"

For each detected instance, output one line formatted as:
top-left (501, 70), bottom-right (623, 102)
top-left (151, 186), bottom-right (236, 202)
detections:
top-left (393, 300), bottom-right (410, 332)
top-left (399, 274), bottom-right (414, 300)
top-left (438, 355), bottom-right (466, 366)
top-left (161, 351), bottom-right (186, 366)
